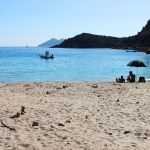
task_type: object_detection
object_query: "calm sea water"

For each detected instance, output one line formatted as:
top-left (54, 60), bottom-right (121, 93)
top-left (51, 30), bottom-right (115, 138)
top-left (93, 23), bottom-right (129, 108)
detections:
top-left (0, 47), bottom-right (150, 82)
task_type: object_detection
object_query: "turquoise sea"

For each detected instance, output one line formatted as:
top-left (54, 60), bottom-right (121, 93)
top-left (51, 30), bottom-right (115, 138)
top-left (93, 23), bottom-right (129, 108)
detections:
top-left (0, 47), bottom-right (150, 83)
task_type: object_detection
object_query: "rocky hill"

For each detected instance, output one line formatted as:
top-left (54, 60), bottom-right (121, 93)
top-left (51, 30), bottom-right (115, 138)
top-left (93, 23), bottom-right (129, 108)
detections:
top-left (38, 38), bottom-right (65, 47)
top-left (51, 33), bottom-right (125, 48)
top-left (114, 19), bottom-right (150, 53)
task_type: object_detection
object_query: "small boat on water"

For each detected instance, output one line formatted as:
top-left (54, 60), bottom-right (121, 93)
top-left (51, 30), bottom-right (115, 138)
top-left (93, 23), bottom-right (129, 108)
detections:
top-left (39, 54), bottom-right (54, 59)
top-left (39, 51), bottom-right (54, 59)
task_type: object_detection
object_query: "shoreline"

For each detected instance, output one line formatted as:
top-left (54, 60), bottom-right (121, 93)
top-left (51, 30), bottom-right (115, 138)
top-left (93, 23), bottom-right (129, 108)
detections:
top-left (113, 48), bottom-right (150, 54)
top-left (1, 81), bottom-right (150, 149)
top-left (0, 78), bottom-right (150, 84)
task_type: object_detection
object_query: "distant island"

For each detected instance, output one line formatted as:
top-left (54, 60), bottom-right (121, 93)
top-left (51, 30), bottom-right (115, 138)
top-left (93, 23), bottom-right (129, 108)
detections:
top-left (38, 38), bottom-right (65, 47)
top-left (51, 33), bottom-right (125, 48)
top-left (114, 19), bottom-right (150, 53)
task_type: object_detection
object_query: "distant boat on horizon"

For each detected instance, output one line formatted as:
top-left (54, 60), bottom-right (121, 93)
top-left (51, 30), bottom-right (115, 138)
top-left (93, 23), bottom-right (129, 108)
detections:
top-left (26, 45), bottom-right (29, 48)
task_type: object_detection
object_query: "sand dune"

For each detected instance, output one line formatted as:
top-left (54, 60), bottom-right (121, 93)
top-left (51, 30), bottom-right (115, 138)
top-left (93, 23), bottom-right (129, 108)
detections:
top-left (0, 81), bottom-right (150, 149)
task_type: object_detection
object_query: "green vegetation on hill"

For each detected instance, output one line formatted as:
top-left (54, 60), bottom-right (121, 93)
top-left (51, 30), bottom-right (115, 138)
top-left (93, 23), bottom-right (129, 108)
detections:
top-left (114, 19), bottom-right (150, 53)
top-left (51, 33), bottom-right (125, 48)
top-left (49, 19), bottom-right (150, 53)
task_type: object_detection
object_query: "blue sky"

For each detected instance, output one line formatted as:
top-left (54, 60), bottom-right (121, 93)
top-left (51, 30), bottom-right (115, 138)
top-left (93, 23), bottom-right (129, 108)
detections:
top-left (0, 0), bottom-right (150, 46)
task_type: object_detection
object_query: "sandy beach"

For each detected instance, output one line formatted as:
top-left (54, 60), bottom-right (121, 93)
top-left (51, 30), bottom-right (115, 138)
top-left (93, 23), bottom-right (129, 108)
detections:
top-left (0, 81), bottom-right (150, 150)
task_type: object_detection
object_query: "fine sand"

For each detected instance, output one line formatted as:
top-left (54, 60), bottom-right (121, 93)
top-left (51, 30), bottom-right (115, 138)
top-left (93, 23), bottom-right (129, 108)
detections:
top-left (0, 81), bottom-right (150, 150)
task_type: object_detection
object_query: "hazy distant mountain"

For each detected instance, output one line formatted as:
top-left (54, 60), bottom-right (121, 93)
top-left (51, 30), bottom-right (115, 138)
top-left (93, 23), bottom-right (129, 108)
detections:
top-left (38, 38), bottom-right (65, 47)
top-left (51, 33), bottom-right (125, 48)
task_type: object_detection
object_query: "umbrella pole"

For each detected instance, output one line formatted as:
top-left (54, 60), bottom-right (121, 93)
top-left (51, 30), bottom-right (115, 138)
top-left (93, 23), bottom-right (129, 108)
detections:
top-left (136, 67), bottom-right (138, 80)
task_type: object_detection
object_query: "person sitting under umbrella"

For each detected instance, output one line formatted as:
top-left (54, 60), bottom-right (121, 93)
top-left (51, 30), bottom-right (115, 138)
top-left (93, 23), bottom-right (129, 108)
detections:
top-left (116, 76), bottom-right (125, 83)
top-left (127, 71), bottom-right (135, 82)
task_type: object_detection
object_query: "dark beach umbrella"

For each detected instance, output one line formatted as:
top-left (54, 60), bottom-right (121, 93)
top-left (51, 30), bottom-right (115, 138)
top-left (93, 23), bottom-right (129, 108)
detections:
top-left (127, 59), bottom-right (149, 67)
top-left (127, 59), bottom-right (149, 78)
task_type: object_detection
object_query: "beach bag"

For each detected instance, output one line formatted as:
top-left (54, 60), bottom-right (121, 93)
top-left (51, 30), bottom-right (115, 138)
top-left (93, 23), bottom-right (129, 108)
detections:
top-left (139, 76), bottom-right (145, 82)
